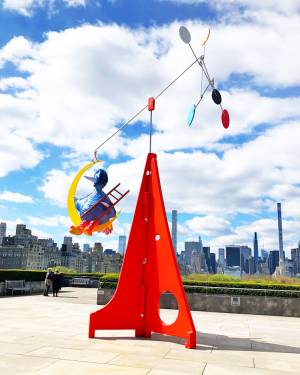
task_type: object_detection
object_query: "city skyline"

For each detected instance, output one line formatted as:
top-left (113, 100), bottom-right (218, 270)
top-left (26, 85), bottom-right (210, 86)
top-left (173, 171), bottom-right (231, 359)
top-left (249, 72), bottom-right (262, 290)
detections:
top-left (0, 215), bottom-right (297, 259)
top-left (1, 221), bottom-right (299, 277)
top-left (0, 2), bottom-right (300, 255)
top-left (0, 223), bottom-right (123, 273)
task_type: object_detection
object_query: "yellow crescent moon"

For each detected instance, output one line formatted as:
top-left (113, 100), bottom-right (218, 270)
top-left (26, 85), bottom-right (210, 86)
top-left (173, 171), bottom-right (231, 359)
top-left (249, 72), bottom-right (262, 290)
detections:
top-left (67, 160), bottom-right (102, 226)
top-left (93, 210), bottom-right (121, 232)
top-left (201, 28), bottom-right (211, 46)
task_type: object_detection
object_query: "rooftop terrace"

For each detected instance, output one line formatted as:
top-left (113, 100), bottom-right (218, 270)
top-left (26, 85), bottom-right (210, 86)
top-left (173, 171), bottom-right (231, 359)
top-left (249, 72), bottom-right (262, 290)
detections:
top-left (0, 287), bottom-right (300, 374)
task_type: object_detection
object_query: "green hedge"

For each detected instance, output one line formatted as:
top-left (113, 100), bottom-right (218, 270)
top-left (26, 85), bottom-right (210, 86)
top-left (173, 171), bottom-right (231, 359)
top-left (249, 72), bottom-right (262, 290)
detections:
top-left (0, 269), bottom-right (46, 282)
top-left (181, 280), bottom-right (300, 291)
top-left (2, 270), bottom-right (299, 299)
top-left (99, 281), bottom-right (118, 289)
top-left (62, 272), bottom-right (104, 278)
top-left (99, 273), bottom-right (119, 281)
top-left (97, 274), bottom-right (300, 291)
top-left (184, 286), bottom-right (300, 298)
top-left (0, 269), bottom-right (105, 282)
top-left (99, 281), bottom-right (300, 298)
top-left (184, 274), bottom-right (300, 284)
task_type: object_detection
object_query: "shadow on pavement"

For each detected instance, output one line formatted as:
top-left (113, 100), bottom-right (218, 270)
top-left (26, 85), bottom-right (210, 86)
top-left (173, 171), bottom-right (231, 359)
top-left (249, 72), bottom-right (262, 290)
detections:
top-left (90, 330), bottom-right (300, 354)
top-left (197, 331), bottom-right (300, 354)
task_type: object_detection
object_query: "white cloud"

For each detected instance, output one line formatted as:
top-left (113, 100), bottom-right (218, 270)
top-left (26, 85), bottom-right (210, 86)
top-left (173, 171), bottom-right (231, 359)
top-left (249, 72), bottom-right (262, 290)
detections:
top-left (30, 227), bottom-right (53, 238)
top-left (177, 223), bottom-right (190, 236)
top-left (0, 18), bottom-right (299, 171)
top-left (0, 191), bottom-right (34, 203)
top-left (63, 0), bottom-right (86, 7)
top-left (162, 0), bottom-right (300, 15)
top-left (186, 215), bottom-right (232, 237)
top-left (2, 0), bottom-right (45, 16)
top-left (0, 77), bottom-right (30, 91)
top-left (38, 169), bottom-right (73, 208)
top-left (2, 0), bottom-right (85, 16)
top-left (0, 127), bottom-right (43, 178)
top-left (111, 220), bottom-right (131, 236)
top-left (27, 215), bottom-right (69, 227)
top-left (0, 36), bottom-right (36, 68)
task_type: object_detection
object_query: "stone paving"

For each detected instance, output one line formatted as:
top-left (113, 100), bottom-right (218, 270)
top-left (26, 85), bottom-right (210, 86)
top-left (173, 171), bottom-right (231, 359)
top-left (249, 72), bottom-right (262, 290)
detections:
top-left (0, 287), bottom-right (300, 374)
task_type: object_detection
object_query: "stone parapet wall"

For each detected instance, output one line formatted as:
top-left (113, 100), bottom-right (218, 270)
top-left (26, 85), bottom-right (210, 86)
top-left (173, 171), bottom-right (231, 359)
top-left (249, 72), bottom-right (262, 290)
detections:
top-left (97, 288), bottom-right (300, 317)
top-left (186, 293), bottom-right (300, 317)
top-left (0, 281), bottom-right (45, 296)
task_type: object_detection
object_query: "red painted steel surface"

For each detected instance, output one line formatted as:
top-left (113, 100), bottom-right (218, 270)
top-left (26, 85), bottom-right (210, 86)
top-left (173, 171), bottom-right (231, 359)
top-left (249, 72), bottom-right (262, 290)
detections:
top-left (89, 153), bottom-right (196, 348)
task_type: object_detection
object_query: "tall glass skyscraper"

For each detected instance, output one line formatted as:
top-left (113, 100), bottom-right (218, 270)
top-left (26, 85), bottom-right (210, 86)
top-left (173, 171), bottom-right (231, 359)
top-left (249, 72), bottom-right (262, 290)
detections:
top-left (268, 250), bottom-right (279, 275)
top-left (118, 235), bottom-right (127, 254)
top-left (203, 246), bottom-right (211, 273)
top-left (210, 253), bottom-right (216, 274)
top-left (218, 248), bottom-right (225, 267)
top-left (240, 246), bottom-right (251, 272)
top-left (291, 243), bottom-right (300, 275)
top-left (226, 245), bottom-right (240, 267)
top-left (171, 210), bottom-right (177, 253)
top-left (261, 249), bottom-right (268, 260)
top-left (277, 203), bottom-right (284, 264)
top-left (253, 232), bottom-right (258, 262)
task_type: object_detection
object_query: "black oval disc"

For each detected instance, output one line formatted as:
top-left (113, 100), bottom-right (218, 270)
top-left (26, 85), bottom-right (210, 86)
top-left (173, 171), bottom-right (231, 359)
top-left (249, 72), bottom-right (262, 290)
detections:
top-left (212, 89), bottom-right (222, 105)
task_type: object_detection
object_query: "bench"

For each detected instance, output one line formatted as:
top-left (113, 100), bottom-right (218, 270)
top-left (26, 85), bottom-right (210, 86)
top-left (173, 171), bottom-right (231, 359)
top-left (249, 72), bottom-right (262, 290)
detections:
top-left (71, 278), bottom-right (90, 287)
top-left (5, 280), bottom-right (32, 295)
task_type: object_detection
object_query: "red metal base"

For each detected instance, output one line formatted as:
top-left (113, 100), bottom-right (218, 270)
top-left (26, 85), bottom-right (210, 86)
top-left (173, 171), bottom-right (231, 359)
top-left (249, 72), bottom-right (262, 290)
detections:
top-left (89, 153), bottom-right (196, 348)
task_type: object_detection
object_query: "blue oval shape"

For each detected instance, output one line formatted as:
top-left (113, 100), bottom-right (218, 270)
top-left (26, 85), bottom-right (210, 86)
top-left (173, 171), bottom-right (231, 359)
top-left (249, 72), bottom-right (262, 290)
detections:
top-left (187, 104), bottom-right (196, 126)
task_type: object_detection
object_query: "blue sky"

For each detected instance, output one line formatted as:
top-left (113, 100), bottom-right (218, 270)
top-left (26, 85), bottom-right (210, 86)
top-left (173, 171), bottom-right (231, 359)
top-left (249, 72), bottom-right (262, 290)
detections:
top-left (0, 0), bottom-right (300, 255)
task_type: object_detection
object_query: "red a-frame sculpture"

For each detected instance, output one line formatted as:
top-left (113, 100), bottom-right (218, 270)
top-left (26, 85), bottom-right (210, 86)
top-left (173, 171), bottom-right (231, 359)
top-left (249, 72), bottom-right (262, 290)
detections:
top-left (89, 153), bottom-right (196, 348)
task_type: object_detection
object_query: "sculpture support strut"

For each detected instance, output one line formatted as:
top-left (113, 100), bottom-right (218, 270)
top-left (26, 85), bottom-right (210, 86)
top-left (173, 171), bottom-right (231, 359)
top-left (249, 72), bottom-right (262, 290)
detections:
top-left (89, 153), bottom-right (196, 349)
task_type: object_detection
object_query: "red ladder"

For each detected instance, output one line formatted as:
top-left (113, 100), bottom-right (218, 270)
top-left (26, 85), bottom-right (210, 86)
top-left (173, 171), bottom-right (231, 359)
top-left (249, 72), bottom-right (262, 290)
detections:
top-left (81, 183), bottom-right (129, 222)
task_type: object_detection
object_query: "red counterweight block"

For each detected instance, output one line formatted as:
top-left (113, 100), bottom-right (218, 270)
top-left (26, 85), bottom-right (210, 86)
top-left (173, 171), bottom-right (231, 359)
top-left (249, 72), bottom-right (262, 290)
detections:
top-left (89, 153), bottom-right (196, 349)
top-left (148, 97), bottom-right (155, 111)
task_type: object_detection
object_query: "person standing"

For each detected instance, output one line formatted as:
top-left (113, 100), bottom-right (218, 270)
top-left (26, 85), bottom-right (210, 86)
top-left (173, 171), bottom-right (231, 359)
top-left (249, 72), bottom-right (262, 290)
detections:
top-left (43, 268), bottom-right (54, 296)
top-left (52, 270), bottom-right (61, 297)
